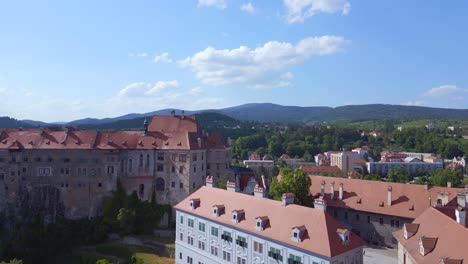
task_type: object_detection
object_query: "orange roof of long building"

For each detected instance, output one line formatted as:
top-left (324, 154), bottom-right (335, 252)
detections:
top-left (174, 186), bottom-right (366, 258)
top-left (393, 207), bottom-right (468, 263)
top-left (308, 176), bottom-right (463, 219)
top-left (0, 115), bottom-right (227, 150)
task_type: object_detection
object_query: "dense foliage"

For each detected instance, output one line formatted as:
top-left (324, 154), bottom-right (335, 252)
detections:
top-left (269, 168), bottom-right (312, 206)
top-left (0, 179), bottom-right (168, 264)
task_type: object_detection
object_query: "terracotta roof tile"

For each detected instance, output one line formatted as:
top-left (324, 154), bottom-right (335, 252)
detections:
top-left (394, 207), bottom-right (468, 263)
top-left (174, 186), bottom-right (366, 257)
top-left (301, 166), bottom-right (341, 174)
top-left (308, 176), bottom-right (463, 219)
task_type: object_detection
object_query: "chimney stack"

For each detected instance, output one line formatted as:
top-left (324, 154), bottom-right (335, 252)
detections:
top-left (227, 180), bottom-right (237, 192)
top-left (282, 193), bottom-right (295, 206)
top-left (447, 181), bottom-right (452, 188)
top-left (339, 183), bottom-right (344, 200)
top-left (206, 176), bottom-right (214, 188)
top-left (320, 181), bottom-right (325, 198)
top-left (388, 186), bottom-right (393, 207)
top-left (455, 206), bottom-right (466, 227)
top-left (197, 137), bottom-right (202, 148)
top-left (314, 196), bottom-right (327, 211)
top-left (254, 184), bottom-right (266, 198)
top-left (181, 110), bottom-right (185, 119)
top-left (424, 182), bottom-right (429, 191)
top-left (330, 182), bottom-right (335, 200)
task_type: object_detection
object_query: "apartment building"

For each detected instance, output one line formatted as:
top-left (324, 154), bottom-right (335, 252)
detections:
top-left (174, 184), bottom-right (366, 264)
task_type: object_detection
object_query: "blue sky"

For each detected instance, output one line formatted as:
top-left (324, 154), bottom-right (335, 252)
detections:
top-left (0, 0), bottom-right (467, 122)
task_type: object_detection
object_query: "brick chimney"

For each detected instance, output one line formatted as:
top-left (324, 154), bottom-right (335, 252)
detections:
top-left (254, 184), bottom-right (266, 198)
top-left (282, 193), bottom-right (295, 207)
top-left (314, 196), bottom-right (327, 211)
top-left (387, 186), bottom-right (393, 207)
top-left (339, 183), bottom-right (344, 200)
top-left (227, 180), bottom-right (237, 192)
top-left (320, 180), bottom-right (325, 198)
top-left (206, 176), bottom-right (214, 188)
top-left (330, 182), bottom-right (335, 200)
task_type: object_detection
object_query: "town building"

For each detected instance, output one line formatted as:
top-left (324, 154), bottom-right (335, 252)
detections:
top-left (174, 183), bottom-right (366, 264)
top-left (279, 154), bottom-right (315, 170)
top-left (0, 113), bottom-right (231, 219)
top-left (242, 158), bottom-right (275, 177)
top-left (307, 176), bottom-right (464, 248)
top-left (367, 152), bottom-right (443, 176)
top-left (393, 202), bottom-right (467, 263)
top-left (300, 165), bottom-right (342, 176)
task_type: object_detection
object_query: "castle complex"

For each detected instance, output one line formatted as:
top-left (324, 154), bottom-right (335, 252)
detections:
top-left (0, 113), bottom-right (232, 219)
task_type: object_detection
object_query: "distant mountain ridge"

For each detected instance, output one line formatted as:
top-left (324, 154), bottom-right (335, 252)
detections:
top-left (10, 103), bottom-right (468, 129)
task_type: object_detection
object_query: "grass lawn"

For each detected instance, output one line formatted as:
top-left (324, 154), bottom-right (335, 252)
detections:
top-left (95, 242), bottom-right (174, 264)
top-left (133, 253), bottom-right (174, 264)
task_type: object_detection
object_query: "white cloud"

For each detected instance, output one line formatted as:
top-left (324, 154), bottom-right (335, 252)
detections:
top-left (284, 0), bottom-right (351, 24)
top-left (130, 52), bottom-right (148, 57)
top-left (118, 80), bottom-right (179, 97)
top-left (153, 52), bottom-right (173, 63)
top-left (248, 81), bottom-right (291, 90)
top-left (282, 72), bottom-right (294, 80)
top-left (240, 3), bottom-right (255, 13)
top-left (402, 100), bottom-right (427, 106)
top-left (179, 35), bottom-right (348, 88)
top-left (198, 0), bottom-right (227, 9)
top-left (424, 84), bottom-right (468, 97)
top-left (190, 87), bottom-right (203, 95)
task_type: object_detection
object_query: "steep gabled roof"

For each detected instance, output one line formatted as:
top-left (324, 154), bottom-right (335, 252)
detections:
top-left (174, 186), bottom-right (366, 258)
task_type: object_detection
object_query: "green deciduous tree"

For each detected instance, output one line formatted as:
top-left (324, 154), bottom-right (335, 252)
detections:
top-left (429, 169), bottom-right (463, 187)
top-left (269, 168), bottom-right (312, 206)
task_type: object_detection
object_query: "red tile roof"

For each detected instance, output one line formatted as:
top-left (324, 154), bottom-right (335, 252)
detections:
top-left (174, 186), bottom-right (366, 258)
top-left (308, 176), bottom-right (463, 219)
top-left (394, 207), bottom-right (468, 263)
top-left (0, 115), bottom-right (228, 151)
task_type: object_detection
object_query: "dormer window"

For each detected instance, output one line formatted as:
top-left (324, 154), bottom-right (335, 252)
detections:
top-left (403, 223), bottom-right (419, 240)
top-left (419, 236), bottom-right (438, 256)
top-left (255, 216), bottom-right (269, 231)
top-left (231, 210), bottom-right (245, 224)
top-left (212, 205), bottom-right (225, 217)
top-left (189, 198), bottom-right (200, 210)
top-left (336, 228), bottom-right (350, 245)
top-left (291, 226), bottom-right (306, 242)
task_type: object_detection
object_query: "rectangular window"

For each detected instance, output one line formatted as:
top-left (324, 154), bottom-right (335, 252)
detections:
top-left (211, 226), bottom-right (218, 237)
top-left (157, 164), bottom-right (164, 172)
top-left (198, 240), bottom-right (205, 250)
top-left (171, 181), bottom-right (175, 188)
top-left (390, 220), bottom-right (395, 227)
top-left (179, 154), bottom-right (187, 162)
top-left (187, 256), bottom-right (193, 264)
top-left (180, 182), bottom-right (183, 189)
top-left (172, 154), bottom-right (176, 162)
top-left (199, 222), bottom-right (205, 232)
top-left (179, 232), bottom-right (183, 241)
top-left (187, 236), bottom-right (194, 245)
top-left (344, 211), bottom-right (348, 220)
top-left (201, 152), bottom-right (204, 160)
top-left (37, 167), bottom-right (51, 176)
top-left (157, 152), bottom-right (164, 161)
top-left (288, 254), bottom-right (302, 264)
top-left (179, 166), bottom-right (184, 174)
top-left (193, 165), bottom-right (196, 173)
top-left (367, 216), bottom-right (371, 223)
top-left (210, 246), bottom-right (218, 256)
top-left (379, 218), bottom-right (384, 225)
top-left (253, 241), bottom-right (263, 253)
top-left (221, 231), bottom-right (232, 242)
top-left (188, 218), bottom-right (194, 228)
top-left (237, 257), bottom-right (246, 264)
top-left (192, 153), bottom-right (197, 161)
top-left (355, 213), bottom-right (360, 221)
top-left (396, 220), bottom-right (400, 227)
top-left (172, 166), bottom-right (175, 173)
top-left (223, 251), bottom-right (231, 262)
top-left (268, 247), bottom-right (282, 261)
top-left (180, 215), bottom-right (184, 224)
top-left (236, 236), bottom-right (247, 248)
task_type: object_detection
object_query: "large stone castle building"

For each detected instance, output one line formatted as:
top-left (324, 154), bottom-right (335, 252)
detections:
top-left (0, 113), bottom-right (231, 220)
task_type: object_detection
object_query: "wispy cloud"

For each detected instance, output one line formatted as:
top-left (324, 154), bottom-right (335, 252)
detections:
top-left (283, 0), bottom-right (351, 24)
top-left (240, 3), bottom-right (255, 13)
top-left (179, 35), bottom-right (348, 89)
top-left (153, 52), bottom-right (173, 63)
top-left (130, 52), bottom-right (148, 57)
top-left (424, 84), bottom-right (468, 98)
top-left (402, 100), bottom-right (427, 106)
top-left (198, 0), bottom-right (227, 9)
top-left (118, 80), bottom-right (180, 97)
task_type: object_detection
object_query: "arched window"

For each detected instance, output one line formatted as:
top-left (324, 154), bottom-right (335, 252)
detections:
top-left (156, 177), bottom-right (165, 191)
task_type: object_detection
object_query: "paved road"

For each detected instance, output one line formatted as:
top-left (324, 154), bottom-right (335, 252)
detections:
top-left (363, 246), bottom-right (398, 264)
